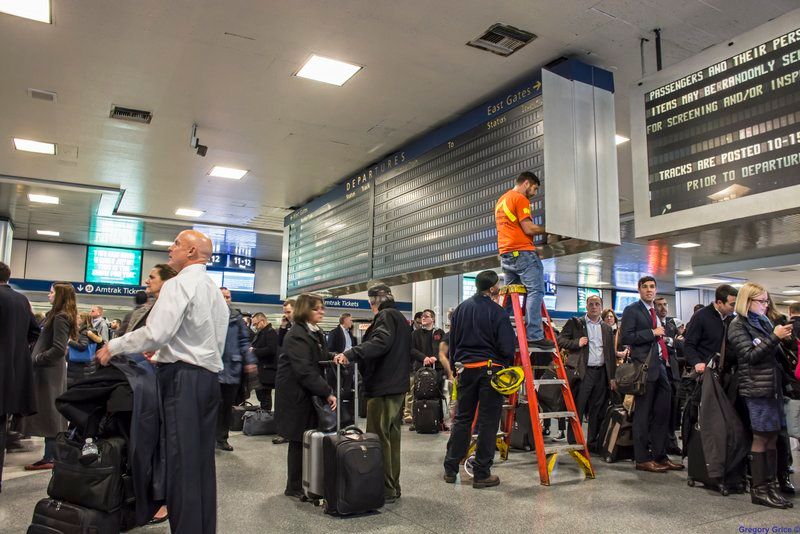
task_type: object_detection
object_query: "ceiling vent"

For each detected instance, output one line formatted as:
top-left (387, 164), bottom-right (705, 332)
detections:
top-left (109, 105), bottom-right (153, 124)
top-left (28, 88), bottom-right (57, 103)
top-left (467, 23), bottom-right (537, 57)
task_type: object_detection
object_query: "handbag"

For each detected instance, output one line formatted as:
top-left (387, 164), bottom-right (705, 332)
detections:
top-left (242, 409), bottom-right (277, 436)
top-left (312, 396), bottom-right (339, 433)
top-left (230, 402), bottom-right (258, 432)
top-left (614, 358), bottom-right (648, 396)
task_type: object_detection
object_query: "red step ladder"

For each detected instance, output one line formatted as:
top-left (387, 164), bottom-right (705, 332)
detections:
top-left (498, 284), bottom-right (595, 485)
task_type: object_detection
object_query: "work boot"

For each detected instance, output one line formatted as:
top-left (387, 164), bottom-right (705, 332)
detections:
top-left (529, 338), bottom-right (555, 350)
top-left (750, 453), bottom-right (788, 509)
top-left (473, 474), bottom-right (500, 489)
top-left (766, 450), bottom-right (792, 508)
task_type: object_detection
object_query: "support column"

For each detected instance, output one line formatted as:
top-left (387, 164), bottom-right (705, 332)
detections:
top-left (0, 219), bottom-right (12, 266)
top-left (412, 275), bottom-right (462, 329)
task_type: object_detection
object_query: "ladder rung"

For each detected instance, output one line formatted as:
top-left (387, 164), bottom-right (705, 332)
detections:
top-left (538, 411), bottom-right (576, 419)
top-left (536, 379), bottom-right (565, 386)
top-left (530, 365), bottom-right (551, 370)
top-left (502, 404), bottom-right (515, 410)
top-left (471, 431), bottom-right (508, 439)
top-left (529, 347), bottom-right (557, 353)
top-left (544, 444), bottom-right (586, 455)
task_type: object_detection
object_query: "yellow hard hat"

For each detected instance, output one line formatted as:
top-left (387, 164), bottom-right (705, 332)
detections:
top-left (490, 366), bottom-right (524, 395)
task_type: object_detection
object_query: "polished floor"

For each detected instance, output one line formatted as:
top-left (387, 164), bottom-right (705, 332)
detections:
top-left (1, 425), bottom-right (798, 534)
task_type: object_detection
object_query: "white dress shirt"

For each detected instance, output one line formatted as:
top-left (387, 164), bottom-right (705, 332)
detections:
top-left (108, 263), bottom-right (229, 372)
top-left (584, 315), bottom-right (604, 367)
top-left (341, 325), bottom-right (352, 352)
top-left (640, 299), bottom-right (667, 361)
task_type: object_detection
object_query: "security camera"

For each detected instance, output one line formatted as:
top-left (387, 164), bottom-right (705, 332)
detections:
top-left (190, 122), bottom-right (207, 156)
top-left (196, 144), bottom-right (208, 157)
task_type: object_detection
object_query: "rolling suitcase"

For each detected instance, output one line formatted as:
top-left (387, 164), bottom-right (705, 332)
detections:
top-left (598, 404), bottom-right (634, 463)
top-left (28, 498), bottom-right (120, 534)
top-left (413, 399), bottom-right (441, 434)
top-left (685, 425), bottom-right (746, 495)
top-left (413, 366), bottom-right (440, 400)
top-left (321, 363), bottom-right (384, 515)
top-left (302, 362), bottom-right (358, 502)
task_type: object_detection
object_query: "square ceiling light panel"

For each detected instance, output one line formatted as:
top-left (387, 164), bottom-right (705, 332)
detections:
top-left (13, 138), bottom-right (56, 154)
top-left (175, 208), bottom-right (204, 217)
top-left (0, 0), bottom-right (51, 23)
top-left (28, 193), bottom-right (59, 204)
top-left (295, 55), bottom-right (362, 86)
top-left (209, 166), bottom-right (248, 180)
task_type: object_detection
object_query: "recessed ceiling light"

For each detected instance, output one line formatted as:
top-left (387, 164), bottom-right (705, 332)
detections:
top-left (615, 134), bottom-right (629, 145)
top-left (676, 270), bottom-right (694, 276)
top-left (731, 283), bottom-right (744, 288)
top-left (209, 166), bottom-right (248, 180)
top-left (295, 54), bottom-right (362, 86)
top-left (36, 230), bottom-right (59, 237)
top-left (783, 290), bottom-right (800, 295)
top-left (784, 300), bottom-right (798, 304)
top-left (578, 258), bottom-right (603, 264)
top-left (673, 242), bottom-right (701, 249)
top-left (28, 193), bottom-right (59, 204)
top-left (151, 240), bottom-right (173, 247)
top-left (13, 138), bottom-right (56, 154)
top-left (0, 0), bottom-right (51, 23)
top-left (594, 281), bottom-right (610, 286)
top-left (175, 208), bottom-right (204, 218)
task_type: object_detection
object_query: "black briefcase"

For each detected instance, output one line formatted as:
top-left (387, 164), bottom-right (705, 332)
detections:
top-left (47, 433), bottom-right (127, 513)
top-left (28, 498), bottom-right (121, 534)
top-left (323, 427), bottom-right (384, 515)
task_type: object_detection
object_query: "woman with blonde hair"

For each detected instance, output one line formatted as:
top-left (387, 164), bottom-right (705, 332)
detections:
top-left (727, 282), bottom-right (793, 509)
top-left (23, 282), bottom-right (78, 470)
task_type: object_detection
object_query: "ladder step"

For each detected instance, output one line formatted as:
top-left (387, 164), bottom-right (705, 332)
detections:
top-left (538, 411), bottom-right (576, 419)
top-left (543, 444), bottom-right (586, 455)
top-left (529, 347), bottom-right (557, 353)
top-left (536, 379), bottom-right (565, 386)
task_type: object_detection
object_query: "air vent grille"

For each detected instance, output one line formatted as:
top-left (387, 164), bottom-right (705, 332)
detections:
top-left (467, 23), bottom-right (537, 57)
top-left (109, 105), bottom-right (153, 124)
top-left (28, 88), bottom-right (57, 103)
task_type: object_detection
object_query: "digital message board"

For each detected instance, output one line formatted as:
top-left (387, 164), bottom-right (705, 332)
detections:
top-left (632, 10), bottom-right (800, 237)
top-left (85, 246), bottom-right (142, 286)
top-left (577, 287), bottom-right (602, 313)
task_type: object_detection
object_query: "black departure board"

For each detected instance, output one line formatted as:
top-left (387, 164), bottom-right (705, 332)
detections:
top-left (646, 27), bottom-right (800, 216)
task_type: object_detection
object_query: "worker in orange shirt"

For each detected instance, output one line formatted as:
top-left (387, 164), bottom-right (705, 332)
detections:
top-left (495, 171), bottom-right (553, 350)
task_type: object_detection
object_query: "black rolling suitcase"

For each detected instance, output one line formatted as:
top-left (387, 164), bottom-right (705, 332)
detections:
top-left (598, 404), bottom-right (634, 463)
top-left (28, 498), bottom-right (120, 534)
top-left (685, 423), bottom-right (746, 495)
top-left (413, 399), bottom-right (441, 434)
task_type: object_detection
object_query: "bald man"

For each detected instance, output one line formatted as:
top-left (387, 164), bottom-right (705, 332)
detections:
top-left (97, 230), bottom-right (228, 534)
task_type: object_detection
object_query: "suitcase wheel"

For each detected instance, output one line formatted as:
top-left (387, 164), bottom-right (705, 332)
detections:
top-left (604, 455), bottom-right (613, 463)
top-left (687, 478), bottom-right (695, 487)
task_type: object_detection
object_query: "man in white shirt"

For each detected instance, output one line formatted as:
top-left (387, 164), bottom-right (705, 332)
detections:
top-left (97, 230), bottom-right (228, 534)
top-left (90, 305), bottom-right (110, 342)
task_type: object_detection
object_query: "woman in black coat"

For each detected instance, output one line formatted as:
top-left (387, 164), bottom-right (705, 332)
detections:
top-left (274, 293), bottom-right (336, 499)
top-left (23, 282), bottom-right (78, 470)
top-left (727, 282), bottom-right (793, 509)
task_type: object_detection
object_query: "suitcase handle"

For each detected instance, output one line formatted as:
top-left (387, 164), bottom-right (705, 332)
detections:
top-left (319, 361), bottom-right (359, 432)
top-left (338, 425), bottom-right (363, 436)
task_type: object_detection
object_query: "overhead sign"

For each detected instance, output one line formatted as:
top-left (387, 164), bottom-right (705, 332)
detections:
top-left (577, 287), bottom-right (602, 313)
top-left (85, 246), bottom-right (142, 286)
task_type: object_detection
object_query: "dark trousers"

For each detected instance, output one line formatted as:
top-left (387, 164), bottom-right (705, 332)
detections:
top-left (286, 440), bottom-right (303, 494)
top-left (157, 362), bottom-right (220, 534)
top-left (0, 414), bottom-right (6, 492)
top-left (216, 383), bottom-right (239, 442)
top-left (568, 366), bottom-right (608, 449)
top-left (365, 394), bottom-right (405, 498)
top-left (256, 386), bottom-right (273, 411)
top-left (444, 368), bottom-right (504, 479)
top-left (633, 369), bottom-right (671, 463)
top-left (667, 379), bottom-right (680, 451)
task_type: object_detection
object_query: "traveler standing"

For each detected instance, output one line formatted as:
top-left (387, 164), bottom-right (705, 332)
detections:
top-left (495, 171), bottom-right (552, 349)
top-left (654, 297), bottom-right (684, 455)
top-left (274, 293), bottom-right (336, 499)
top-left (682, 284), bottom-right (738, 375)
top-left (327, 313), bottom-right (356, 354)
top-left (119, 290), bottom-right (148, 334)
top-left (334, 283), bottom-right (411, 503)
top-left (443, 271), bottom-right (516, 487)
top-left (125, 264), bottom-right (177, 335)
top-left (90, 305), bottom-right (110, 342)
top-left (251, 312), bottom-right (278, 411)
top-left (23, 282), bottom-right (78, 471)
top-left (216, 288), bottom-right (257, 451)
top-left (66, 312), bottom-right (102, 386)
top-left (727, 282), bottom-right (793, 509)
top-left (273, 298), bottom-right (297, 445)
top-left (97, 230), bottom-right (228, 534)
top-left (407, 309), bottom-right (445, 429)
top-left (0, 262), bottom-right (39, 490)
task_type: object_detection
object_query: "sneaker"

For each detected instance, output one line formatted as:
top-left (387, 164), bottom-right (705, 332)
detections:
top-left (555, 431), bottom-right (566, 441)
top-left (542, 427), bottom-right (551, 437)
top-left (216, 440), bottom-right (233, 451)
top-left (24, 460), bottom-right (54, 471)
top-left (473, 474), bottom-right (500, 489)
top-left (529, 338), bottom-right (555, 350)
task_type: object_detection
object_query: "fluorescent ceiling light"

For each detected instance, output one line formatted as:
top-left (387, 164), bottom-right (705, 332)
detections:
top-left (0, 0), bottom-right (51, 23)
top-left (676, 270), bottom-right (694, 276)
top-left (295, 54), bottom-right (362, 86)
top-left (28, 193), bottom-right (59, 204)
top-left (731, 283), bottom-right (744, 288)
top-left (783, 290), bottom-right (800, 295)
top-left (175, 208), bottom-right (204, 217)
top-left (37, 230), bottom-right (59, 237)
top-left (151, 240), bottom-right (173, 247)
top-left (784, 300), bottom-right (798, 304)
top-left (209, 166), bottom-right (248, 180)
top-left (13, 138), bottom-right (56, 154)
top-left (593, 281), bottom-right (610, 286)
top-left (673, 242), bottom-right (701, 249)
top-left (578, 258), bottom-right (602, 264)
top-left (615, 134), bottom-right (629, 145)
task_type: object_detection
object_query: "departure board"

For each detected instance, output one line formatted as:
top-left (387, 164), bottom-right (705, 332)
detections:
top-left (646, 26), bottom-right (800, 216)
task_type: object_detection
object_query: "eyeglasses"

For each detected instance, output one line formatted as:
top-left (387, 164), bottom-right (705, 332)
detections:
top-left (751, 298), bottom-right (769, 305)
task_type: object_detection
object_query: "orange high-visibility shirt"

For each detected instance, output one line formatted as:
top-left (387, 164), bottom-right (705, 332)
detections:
top-left (495, 190), bottom-right (535, 254)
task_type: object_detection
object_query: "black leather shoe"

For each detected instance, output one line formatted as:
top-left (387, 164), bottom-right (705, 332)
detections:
top-left (216, 440), bottom-right (233, 451)
top-left (529, 338), bottom-right (555, 350)
top-left (779, 475), bottom-right (796, 495)
top-left (443, 472), bottom-right (457, 483)
top-left (272, 436), bottom-right (288, 445)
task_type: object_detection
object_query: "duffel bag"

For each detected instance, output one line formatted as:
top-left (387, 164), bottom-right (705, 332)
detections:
top-left (230, 402), bottom-right (258, 431)
top-left (243, 409), bottom-right (277, 436)
top-left (47, 433), bottom-right (127, 513)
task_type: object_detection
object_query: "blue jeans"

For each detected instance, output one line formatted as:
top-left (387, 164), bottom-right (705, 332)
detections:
top-left (500, 250), bottom-right (544, 341)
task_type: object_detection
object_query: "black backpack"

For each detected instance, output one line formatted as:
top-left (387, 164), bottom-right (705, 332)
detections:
top-left (413, 367), bottom-right (440, 400)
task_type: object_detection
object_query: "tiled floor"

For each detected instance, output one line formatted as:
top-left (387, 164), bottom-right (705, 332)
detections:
top-left (1, 427), bottom-right (798, 533)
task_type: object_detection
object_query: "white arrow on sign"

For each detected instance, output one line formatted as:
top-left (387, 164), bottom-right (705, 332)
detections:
top-left (76, 285), bottom-right (84, 291)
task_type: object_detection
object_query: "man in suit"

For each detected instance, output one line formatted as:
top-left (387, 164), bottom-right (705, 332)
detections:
top-left (327, 313), bottom-right (356, 354)
top-left (683, 284), bottom-right (738, 375)
top-left (655, 297), bottom-right (684, 455)
top-left (621, 276), bottom-right (683, 473)
top-left (0, 262), bottom-right (40, 492)
top-left (557, 294), bottom-right (616, 451)
top-left (251, 312), bottom-right (278, 411)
